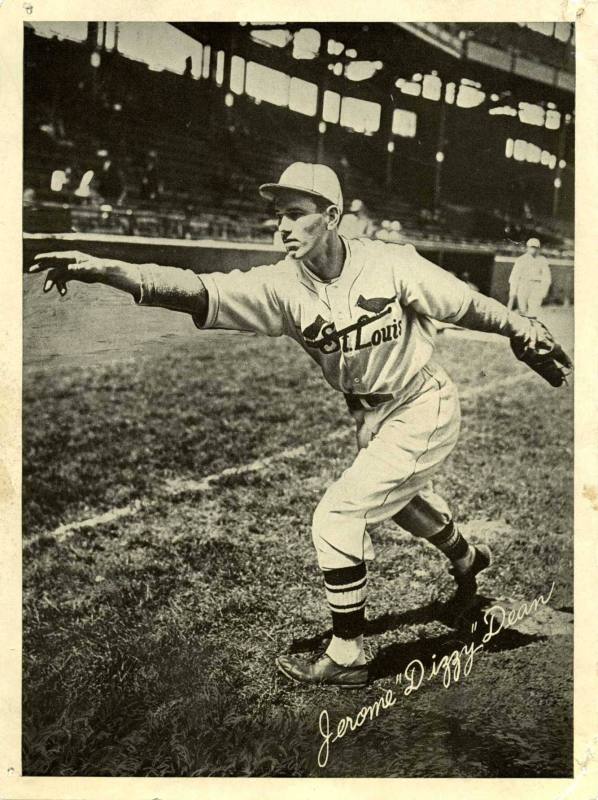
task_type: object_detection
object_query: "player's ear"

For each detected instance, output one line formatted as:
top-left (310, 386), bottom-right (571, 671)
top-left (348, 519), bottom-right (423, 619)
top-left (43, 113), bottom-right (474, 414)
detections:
top-left (325, 205), bottom-right (342, 230)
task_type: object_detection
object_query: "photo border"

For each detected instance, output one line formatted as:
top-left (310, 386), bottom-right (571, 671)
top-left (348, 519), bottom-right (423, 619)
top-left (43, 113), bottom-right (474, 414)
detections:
top-left (2, 1), bottom-right (596, 797)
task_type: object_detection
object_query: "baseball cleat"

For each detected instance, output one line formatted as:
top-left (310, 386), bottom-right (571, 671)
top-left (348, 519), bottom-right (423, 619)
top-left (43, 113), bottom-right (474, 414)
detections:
top-left (276, 652), bottom-right (368, 689)
top-left (449, 544), bottom-right (492, 603)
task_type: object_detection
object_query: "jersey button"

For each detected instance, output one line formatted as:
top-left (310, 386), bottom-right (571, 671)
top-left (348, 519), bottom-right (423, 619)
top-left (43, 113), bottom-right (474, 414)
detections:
top-left (353, 377), bottom-right (361, 384)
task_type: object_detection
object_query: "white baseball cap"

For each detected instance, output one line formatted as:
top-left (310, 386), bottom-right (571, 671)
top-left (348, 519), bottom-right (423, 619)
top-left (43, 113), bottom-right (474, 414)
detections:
top-left (259, 162), bottom-right (343, 214)
top-left (526, 237), bottom-right (541, 248)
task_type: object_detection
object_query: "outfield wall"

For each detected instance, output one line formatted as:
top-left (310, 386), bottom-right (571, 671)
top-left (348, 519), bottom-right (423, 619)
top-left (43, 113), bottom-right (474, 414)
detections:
top-left (23, 232), bottom-right (285, 274)
top-left (490, 254), bottom-right (574, 306)
top-left (23, 233), bottom-right (573, 305)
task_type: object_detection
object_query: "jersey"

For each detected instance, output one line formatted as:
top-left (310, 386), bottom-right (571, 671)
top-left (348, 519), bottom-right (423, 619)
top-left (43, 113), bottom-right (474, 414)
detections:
top-left (509, 253), bottom-right (551, 294)
top-left (195, 237), bottom-right (473, 398)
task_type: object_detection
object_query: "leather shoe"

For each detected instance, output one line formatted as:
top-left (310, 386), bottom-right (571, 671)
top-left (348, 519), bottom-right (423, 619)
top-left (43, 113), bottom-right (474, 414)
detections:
top-left (449, 544), bottom-right (492, 602)
top-left (276, 652), bottom-right (368, 688)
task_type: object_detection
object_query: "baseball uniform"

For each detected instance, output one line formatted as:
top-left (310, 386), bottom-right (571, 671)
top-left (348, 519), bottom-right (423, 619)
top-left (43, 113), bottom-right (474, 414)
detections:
top-left (139, 236), bottom-right (473, 570)
top-left (509, 251), bottom-right (552, 316)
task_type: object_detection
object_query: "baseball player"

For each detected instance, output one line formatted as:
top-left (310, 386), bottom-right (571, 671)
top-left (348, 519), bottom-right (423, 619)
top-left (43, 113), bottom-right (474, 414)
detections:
top-left (29, 162), bottom-right (571, 689)
top-left (507, 237), bottom-right (552, 317)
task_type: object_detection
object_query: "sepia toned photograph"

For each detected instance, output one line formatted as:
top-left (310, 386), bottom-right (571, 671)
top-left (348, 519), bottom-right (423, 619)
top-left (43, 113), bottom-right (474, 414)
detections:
top-left (19, 17), bottom-right (576, 780)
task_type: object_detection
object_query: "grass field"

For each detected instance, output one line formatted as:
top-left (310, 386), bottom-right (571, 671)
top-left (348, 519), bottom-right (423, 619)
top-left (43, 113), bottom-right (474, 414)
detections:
top-left (22, 281), bottom-right (574, 778)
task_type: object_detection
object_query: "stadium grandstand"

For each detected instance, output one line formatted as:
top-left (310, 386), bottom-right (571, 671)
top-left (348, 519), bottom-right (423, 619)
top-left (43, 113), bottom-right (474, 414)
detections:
top-left (23, 21), bottom-right (575, 300)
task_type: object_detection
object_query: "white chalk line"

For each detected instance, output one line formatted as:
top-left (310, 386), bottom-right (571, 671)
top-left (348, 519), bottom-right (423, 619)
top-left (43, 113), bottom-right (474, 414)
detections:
top-left (27, 371), bottom-right (536, 548)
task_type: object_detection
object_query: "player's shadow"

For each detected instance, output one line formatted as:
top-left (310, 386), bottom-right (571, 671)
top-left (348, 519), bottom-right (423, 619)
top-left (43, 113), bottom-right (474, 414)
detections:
top-left (289, 595), bottom-right (547, 683)
top-left (369, 596), bottom-right (548, 681)
top-left (289, 596), bottom-right (469, 654)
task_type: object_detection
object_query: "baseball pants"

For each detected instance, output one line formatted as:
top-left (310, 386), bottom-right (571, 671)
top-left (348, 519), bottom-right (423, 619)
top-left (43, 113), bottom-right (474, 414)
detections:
top-left (516, 282), bottom-right (546, 317)
top-left (312, 362), bottom-right (460, 570)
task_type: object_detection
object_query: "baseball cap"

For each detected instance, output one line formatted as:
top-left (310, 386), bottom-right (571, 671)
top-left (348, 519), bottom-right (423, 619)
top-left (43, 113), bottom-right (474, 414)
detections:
top-left (349, 198), bottom-right (363, 213)
top-left (526, 237), bottom-right (541, 248)
top-left (259, 162), bottom-right (344, 214)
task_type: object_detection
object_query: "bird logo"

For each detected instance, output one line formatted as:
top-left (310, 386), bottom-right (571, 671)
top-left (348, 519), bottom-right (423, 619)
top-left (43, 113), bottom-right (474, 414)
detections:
top-left (302, 314), bottom-right (330, 343)
top-left (356, 295), bottom-right (396, 314)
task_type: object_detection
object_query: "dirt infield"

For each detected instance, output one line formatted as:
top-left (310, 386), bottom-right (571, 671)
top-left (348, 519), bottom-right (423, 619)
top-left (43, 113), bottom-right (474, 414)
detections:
top-left (22, 280), bottom-right (574, 777)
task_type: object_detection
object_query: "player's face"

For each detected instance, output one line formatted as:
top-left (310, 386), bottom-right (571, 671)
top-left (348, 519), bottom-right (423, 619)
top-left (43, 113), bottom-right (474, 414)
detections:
top-left (527, 245), bottom-right (540, 258)
top-left (275, 195), bottom-right (329, 260)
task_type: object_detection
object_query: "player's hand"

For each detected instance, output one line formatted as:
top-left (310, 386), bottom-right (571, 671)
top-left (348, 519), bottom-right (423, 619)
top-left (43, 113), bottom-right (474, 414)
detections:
top-left (510, 316), bottom-right (573, 387)
top-left (28, 250), bottom-right (104, 296)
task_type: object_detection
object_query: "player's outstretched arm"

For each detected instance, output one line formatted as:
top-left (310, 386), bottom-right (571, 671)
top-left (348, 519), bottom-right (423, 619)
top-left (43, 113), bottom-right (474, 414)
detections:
top-left (28, 250), bottom-right (209, 322)
top-left (395, 245), bottom-right (571, 386)
top-left (459, 291), bottom-right (572, 387)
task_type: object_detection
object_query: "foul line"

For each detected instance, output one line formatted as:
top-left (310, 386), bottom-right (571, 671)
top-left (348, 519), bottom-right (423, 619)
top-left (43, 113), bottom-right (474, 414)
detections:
top-left (27, 371), bottom-right (535, 547)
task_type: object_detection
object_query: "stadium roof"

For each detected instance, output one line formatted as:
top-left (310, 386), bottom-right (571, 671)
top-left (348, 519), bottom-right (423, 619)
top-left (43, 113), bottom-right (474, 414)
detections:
top-left (172, 22), bottom-right (574, 111)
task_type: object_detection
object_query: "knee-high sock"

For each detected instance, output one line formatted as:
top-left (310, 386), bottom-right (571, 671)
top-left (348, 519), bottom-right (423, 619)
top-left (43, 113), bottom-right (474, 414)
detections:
top-left (423, 520), bottom-right (475, 570)
top-left (323, 562), bottom-right (367, 640)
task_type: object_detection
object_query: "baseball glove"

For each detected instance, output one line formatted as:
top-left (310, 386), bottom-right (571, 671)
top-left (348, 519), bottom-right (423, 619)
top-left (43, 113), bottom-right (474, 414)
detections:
top-left (510, 317), bottom-right (572, 387)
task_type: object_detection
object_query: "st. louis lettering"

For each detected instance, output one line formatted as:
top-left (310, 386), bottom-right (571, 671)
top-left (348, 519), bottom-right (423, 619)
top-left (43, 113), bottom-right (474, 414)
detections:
top-left (353, 314), bottom-right (372, 351)
top-left (303, 305), bottom-right (402, 354)
top-left (355, 316), bottom-right (402, 351)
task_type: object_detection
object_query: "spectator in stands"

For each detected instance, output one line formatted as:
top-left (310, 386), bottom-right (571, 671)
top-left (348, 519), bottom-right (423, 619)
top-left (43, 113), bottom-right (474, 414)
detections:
top-left (182, 200), bottom-right (196, 240)
top-left (23, 187), bottom-right (37, 207)
top-left (338, 198), bottom-right (376, 239)
top-left (96, 151), bottom-right (126, 207)
top-left (419, 207), bottom-right (439, 230)
top-left (507, 238), bottom-right (552, 317)
top-left (388, 220), bottom-right (403, 243)
top-left (74, 170), bottom-right (95, 203)
top-left (50, 167), bottom-right (72, 199)
top-left (140, 151), bottom-right (162, 205)
top-left (38, 108), bottom-right (72, 149)
top-left (503, 213), bottom-right (522, 244)
top-left (375, 220), bottom-right (391, 242)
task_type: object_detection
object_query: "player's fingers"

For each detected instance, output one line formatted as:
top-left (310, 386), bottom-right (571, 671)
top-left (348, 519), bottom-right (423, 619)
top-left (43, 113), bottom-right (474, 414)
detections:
top-left (33, 250), bottom-right (81, 261)
top-left (29, 262), bottom-right (46, 274)
top-left (42, 267), bottom-right (69, 294)
top-left (29, 251), bottom-right (80, 273)
top-left (55, 280), bottom-right (68, 296)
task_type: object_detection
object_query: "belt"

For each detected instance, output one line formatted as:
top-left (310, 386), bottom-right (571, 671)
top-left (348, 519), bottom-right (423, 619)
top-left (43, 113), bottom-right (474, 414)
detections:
top-left (344, 392), bottom-right (394, 411)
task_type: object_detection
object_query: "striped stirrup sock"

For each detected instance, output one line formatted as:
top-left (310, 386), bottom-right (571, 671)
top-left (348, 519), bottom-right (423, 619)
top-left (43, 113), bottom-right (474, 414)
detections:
top-left (426, 520), bottom-right (471, 564)
top-left (323, 562), bottom-right (367, 639)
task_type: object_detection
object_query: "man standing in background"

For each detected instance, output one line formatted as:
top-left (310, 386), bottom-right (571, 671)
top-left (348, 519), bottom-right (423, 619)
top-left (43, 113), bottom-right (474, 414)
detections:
top-left (507, 237), bottom-right (552, 317)
top-left (338, 198), bottom-right (376, 239)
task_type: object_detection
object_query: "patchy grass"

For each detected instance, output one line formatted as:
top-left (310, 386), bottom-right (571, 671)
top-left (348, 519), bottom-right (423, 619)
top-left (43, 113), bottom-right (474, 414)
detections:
top-left (23, 323), bottom-right (573, 777)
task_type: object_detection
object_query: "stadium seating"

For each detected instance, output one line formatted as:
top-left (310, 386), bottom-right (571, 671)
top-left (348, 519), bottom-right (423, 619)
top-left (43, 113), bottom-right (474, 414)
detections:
top-left (23, 26), bottom-right (573, 253)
